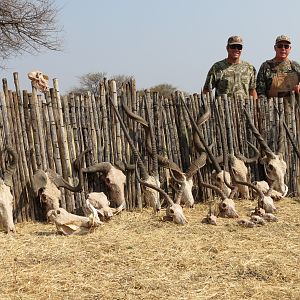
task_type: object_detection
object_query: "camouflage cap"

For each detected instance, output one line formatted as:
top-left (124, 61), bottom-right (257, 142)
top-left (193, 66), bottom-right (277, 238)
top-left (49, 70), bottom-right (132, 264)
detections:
top-left (227, 36), bottom-right (243, 45)
top-left (275, 35), bottom-right (291, 44)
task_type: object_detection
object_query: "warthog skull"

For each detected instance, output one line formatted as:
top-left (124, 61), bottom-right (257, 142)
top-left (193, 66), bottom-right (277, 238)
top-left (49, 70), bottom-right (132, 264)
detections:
top-left (47, 207), bottom-right (102, 235)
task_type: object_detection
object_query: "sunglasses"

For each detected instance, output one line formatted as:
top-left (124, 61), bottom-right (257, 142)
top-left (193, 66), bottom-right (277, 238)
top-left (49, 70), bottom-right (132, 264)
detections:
top-left (276, 44), bottom-right (290, 49)
top-left (229, 44), bottom-right (243, 50)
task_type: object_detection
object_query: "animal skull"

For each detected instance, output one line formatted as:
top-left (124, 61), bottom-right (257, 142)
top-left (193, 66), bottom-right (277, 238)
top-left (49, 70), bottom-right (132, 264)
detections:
top-left (27, 70), bottom-right (49, 92)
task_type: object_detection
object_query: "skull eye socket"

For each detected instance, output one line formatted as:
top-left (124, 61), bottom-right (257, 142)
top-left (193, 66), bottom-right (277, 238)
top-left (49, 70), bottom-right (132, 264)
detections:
top-left (221, 203), bottom-right (227, 209)
top-left (267, 164), bottom-right (274, 171)
top-left (169, 208), bottom-right (174, 214)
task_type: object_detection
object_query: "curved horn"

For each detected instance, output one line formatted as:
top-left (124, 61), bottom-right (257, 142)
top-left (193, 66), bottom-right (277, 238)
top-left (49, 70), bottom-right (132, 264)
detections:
top-left (180, 94), bottom-right (222, 173)
top-left (244, 109), bottom-right (276, 159)
top-left (47, 169), bottom-right (82, 192)
top-left (122, 101), bottom-right (149, 127)
top-left (283, 120), bottom-right (300, 159)
top-left (199, 181), bottom-right (227, 201)
top-left (215, 98), bottom-right (228, 170)
top-left (135, 163), bottom-right (174, 206)
top-left (277, 113), bottom-right (285, 155)
top-left (82, 162), bottom-right (112, 174)
top-left (144, 91), bottom-right (158, 176)
top-left (51, 149), bottom-right (89, 192)
top-left (185, 151), bottom-right (207, 179)
top-left (229, 159), bottom-right (263, 209)
top-left (124, 95), bottom-right (184, 178)
top-left (109, 96), bottom-right (149, 180)
top-left (3, 146), bottom-right (18, 188)
top-left (193, 106), bottom-right (211, 153)
top-left (236, 141), bottom-right (260, 164)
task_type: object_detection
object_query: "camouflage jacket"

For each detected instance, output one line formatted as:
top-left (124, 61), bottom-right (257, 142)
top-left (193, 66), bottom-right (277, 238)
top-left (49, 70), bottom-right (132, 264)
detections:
top-left (203, 59), bottom-right (256, 98)
top-left (256, 58), bottom-right (300, 97)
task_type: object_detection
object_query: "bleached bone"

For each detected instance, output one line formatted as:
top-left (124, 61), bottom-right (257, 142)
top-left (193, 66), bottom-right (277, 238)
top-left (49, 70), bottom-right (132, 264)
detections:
top-left (109, 96), bottom-right (161, 213)
top-left (253, 180), bottom-right (287, 200)
top-left (228, 171), bottom-right (277, 214)
top-left (0, 146), bottom-right (17, 234)
top-left (244, 108), bottom-right (287, 196)
top-left (180, 94), bottom-right (238, 198)
top-left (86, 192), bottom-right (120, 221)
top-left (47, 207), bottom-right (102, 235)
top-left (262, 213), bottom-right (278, 222)
top-left (250, 215), bottom-right (266, 225)
top-left (199, 181), bottom-right (239, 219)
top-left (28, 70), bottom-right (49, 92)
top-left (237, 219), bottom-right (255, 228)
top-left (135, 163), bottom-right (187, 224)
top-left (80, 162), bottom-right (126, 209)
top-left (32, 150), bottom-right (88, 219)
top-left (122, 99), bottom-right (209, 208)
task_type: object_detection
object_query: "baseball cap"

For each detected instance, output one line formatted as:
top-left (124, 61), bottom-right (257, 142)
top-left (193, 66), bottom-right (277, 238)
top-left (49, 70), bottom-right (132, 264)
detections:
top-left (227, 36), bottom-right (243, 45)
top-left (275, 35), bottom-right (291, 44)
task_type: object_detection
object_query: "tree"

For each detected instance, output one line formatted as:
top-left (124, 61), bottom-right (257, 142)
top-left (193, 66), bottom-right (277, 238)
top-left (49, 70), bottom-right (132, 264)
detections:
top-left (70, 72), bottom-right (134, 95)
top-left (110, 74), bottom-right (135, 93)
top-left (77, 72), bottom-right (107, 95)
top-left (149, 83), bottom-right (177, 99)
top-left (0, 0), bottom-right (62, 62)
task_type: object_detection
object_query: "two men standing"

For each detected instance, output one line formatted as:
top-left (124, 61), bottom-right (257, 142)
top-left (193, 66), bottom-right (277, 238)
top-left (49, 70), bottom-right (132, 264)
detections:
top-left (203, 34), bottom-right (300, 99)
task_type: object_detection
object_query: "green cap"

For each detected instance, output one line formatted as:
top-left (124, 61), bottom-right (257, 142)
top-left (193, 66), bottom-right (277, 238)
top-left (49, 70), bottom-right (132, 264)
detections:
top-left (227, 36), bottom-right (243, 45)
top-left (275, 35), bottom-right (291, 44)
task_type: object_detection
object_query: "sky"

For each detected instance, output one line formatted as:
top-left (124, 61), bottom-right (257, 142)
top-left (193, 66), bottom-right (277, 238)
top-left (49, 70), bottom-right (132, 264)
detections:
top-left (2, 0), bottom-right (300, 95)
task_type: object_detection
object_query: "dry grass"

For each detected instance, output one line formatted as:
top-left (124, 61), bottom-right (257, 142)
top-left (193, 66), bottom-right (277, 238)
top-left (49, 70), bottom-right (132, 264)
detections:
top-left (1, 197), bottom-right (300, 300)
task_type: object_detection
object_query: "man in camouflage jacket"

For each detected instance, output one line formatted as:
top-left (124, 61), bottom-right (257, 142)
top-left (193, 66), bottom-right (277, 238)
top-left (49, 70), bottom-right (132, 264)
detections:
top-left (203, 36), bottom-right (257, 99)
top-left (256, 35), bottom-right (300, 98)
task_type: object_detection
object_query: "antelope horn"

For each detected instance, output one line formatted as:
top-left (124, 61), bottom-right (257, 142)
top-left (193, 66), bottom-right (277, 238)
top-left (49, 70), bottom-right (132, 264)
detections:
top-left (135, 163), bottom-right (174, 206)
top-left (199, 181), bottom-right (227, 201)
top-left (185, 151), bottom-right (207, 179)
top-left (180, 94), bottom-right (222, 173)
top-left (122, 101), bottom-right (149, 127)
top-left (123, 96), bottom-right (159, 176)
top-left (229, 160), bottom-right (263, 208)
top-left (144, 91), bottom-right (158, 176)
top-left (3, 146), bottom-right (18, 188)
top-left (193, 106), bottom-right (211, 153)
top-left (277, 113), bottom-right (285, 155)
top-left (236, 141), bottom-right (260, 164)
top-left (169, 169), bottom-right (186, 204)
top-left (283, 120), bottom-right (300, 159)
top-left (50, 149), bottom-right (89, 192)
top-left (123, 95), bottom-right (184, 177)
top-left (81, 162), bottom-right (112, 174)
top-left (244, 109), bottom-right (276, 159)
top-left (109, 96), bottom-right (149, 180)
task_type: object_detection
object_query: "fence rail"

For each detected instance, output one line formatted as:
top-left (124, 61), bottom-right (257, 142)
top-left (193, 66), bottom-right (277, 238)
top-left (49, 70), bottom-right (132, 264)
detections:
top-left (1, 73), bottom-right (299, 222)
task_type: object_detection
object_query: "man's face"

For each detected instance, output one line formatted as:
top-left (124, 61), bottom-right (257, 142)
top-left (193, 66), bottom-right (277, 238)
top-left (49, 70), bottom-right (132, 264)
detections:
top-left (274, 42), bottom-right (291, 60)
top-left (227, 44), bottom-right (243, 60)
